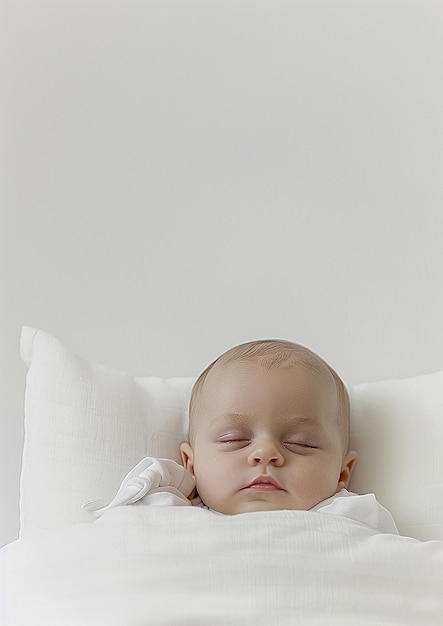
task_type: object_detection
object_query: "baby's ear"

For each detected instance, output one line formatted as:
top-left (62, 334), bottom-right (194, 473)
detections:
top-left (180, 442), bottom-right (195, 475)
top-left (336, 450), bottom-right (357, 492)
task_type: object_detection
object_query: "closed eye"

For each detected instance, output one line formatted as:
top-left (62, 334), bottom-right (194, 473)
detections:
top-left (219, 439), bottom-right (249, 443)
top-left (284, 441), bottom-right (318, 451)
top-left (217, 436), bottom-right (251, 449)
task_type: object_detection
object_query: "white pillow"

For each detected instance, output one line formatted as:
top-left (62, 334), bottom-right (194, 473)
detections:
top-left (19, 327), bottom-right (194, 537)
top-left (349, 375), bottom-right (443, 542)
top-left (19, 327), bottom-right (443, 541)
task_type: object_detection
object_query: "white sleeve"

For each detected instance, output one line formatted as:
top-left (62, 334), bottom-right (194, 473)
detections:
top-left (82, 457), bottom-right (196, 519)
top-left (311, 489), bottom-right (399, 534)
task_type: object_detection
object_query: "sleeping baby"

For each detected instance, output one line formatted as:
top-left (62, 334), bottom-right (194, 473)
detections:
top-left (83, 339), bottom-right (398, 534)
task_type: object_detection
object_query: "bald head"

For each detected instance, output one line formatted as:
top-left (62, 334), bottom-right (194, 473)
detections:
top-left (188, 339), bottom-right (350, 452)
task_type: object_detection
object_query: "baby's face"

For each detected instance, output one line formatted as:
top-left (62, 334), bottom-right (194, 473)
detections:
top-left (181, 362), bottom-right (356, 515)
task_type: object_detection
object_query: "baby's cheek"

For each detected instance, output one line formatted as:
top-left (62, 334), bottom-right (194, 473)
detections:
top-left (192, 470), bottom-right (212, 501)
top-left (194, 473), bottom-right (227, 512)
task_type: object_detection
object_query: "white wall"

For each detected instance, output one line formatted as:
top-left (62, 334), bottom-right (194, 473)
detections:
top-left (1, 0), bottom-right (443, 548)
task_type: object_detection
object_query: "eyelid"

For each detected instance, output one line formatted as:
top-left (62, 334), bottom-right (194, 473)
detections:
top-left (284, 439), bottom-right (318, 449)
top-left (217, 432), bottom-right (251, 442)
top-left (216, 436), bottom-right (251, 451)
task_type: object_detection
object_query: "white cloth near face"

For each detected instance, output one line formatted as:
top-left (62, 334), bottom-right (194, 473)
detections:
top-left (82, 456), bottom-right (399, 534)
top-left (310, 489), bottom-right (399, 534)
top-left (82, 457), bottom-right (196, 518)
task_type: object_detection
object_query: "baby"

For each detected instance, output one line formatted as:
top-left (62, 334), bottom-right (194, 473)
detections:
top-left (180, 338), bottom-right (356, 514)
top-left (84, 339), bottom-right (398, 533)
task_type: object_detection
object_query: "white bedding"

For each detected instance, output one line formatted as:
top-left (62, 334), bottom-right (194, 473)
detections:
top-left (2, 507), bottom-right (443, 625)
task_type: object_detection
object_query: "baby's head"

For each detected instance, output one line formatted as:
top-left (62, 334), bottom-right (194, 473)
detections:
top-left (180, 339), bottom-right (357, 515)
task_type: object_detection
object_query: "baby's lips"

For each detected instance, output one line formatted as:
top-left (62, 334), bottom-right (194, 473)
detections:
top-left (243, 475), bottom-right (284, 490)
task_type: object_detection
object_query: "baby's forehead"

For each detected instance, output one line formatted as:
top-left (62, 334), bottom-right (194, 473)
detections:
top-left (197, 360), bottom-right (338, 417)
top-left (189, 345), bottom-right (349, 448)
top-left (194, 363), bottom-right (339, 434)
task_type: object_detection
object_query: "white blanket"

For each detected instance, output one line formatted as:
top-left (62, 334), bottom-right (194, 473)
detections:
top-left (2, 507), bottom-right (443, 625)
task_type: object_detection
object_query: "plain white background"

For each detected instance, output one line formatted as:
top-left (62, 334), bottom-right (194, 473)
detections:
top-left (1, 0), bottom-right (442, 548)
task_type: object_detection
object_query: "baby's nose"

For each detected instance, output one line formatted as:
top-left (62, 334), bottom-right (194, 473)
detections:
top-left (247, 441), bottom-right (284, 466)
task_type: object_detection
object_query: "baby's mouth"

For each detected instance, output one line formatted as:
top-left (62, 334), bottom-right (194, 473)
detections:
top-left (243, 476), bottom-right (285, 491)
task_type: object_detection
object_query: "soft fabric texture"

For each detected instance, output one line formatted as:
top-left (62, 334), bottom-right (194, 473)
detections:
top-left (2, 507), bottom-right (442, 626)
top-left (349, 373), bottom-right (443, 541)
top-left (82, 457), bottom-right (196, 516)
top-left (19, 327), bottom-right (194, 537)
top-left (19, 327), bottom-right (443, 541)
top-left (311, 489), bottom-right (398, 534)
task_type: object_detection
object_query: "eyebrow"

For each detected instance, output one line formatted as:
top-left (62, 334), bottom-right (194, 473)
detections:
top-left (210, 412), bottom-right (253, 425)
top-left (210, 413), bottom-right (318, 427)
